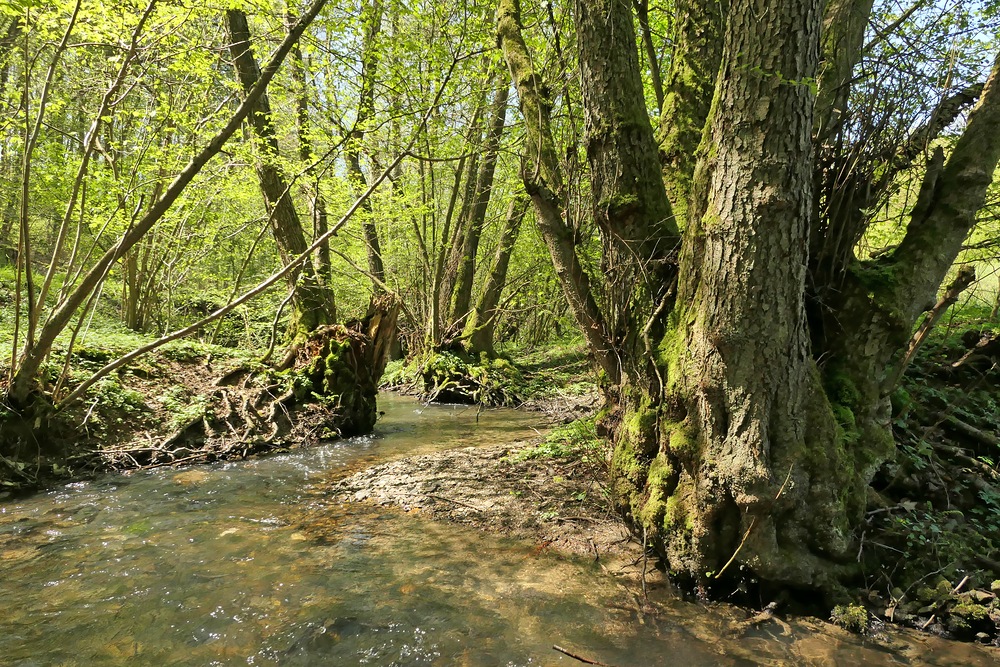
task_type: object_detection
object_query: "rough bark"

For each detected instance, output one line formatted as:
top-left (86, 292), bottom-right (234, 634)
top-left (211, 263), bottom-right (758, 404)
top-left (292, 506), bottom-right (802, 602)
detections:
top-left (828, 54), bottom-right (1000, 402)
top-left (227, 9), bottom-right (335, 342)
top-left (614, 0), bottom-right (876, 592)
top-left (814, 0), bottom-right (875, 145)
top-left (657, 0), bottom-right (725, 228)
top-left (497, 0), bottom-right (618, 383)
top-left (464, 195), bottom-right (528, 357)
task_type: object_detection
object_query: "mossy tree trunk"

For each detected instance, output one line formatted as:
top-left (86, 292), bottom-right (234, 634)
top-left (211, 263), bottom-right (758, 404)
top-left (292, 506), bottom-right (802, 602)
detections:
top-left (605, 1), bottom-right (1000, 594)
top-left (498, 0), bottom-right (619, 383)
top-left (638, 0), bottom-right (876, 589)
top-left (656, 0), bottom-right (725, 229)
top-left (297, 294), bottom-right (400, 435)
top-left (574, 0), bottom-right (872, 591)
top-left (227, 9), bottom-right (336, 348)
top-left (345, 0), bottom-right (387, 291)
top-left (463, 195), bottom-right (528, 357)
top-left (446, 80), bottom-right (510, 340)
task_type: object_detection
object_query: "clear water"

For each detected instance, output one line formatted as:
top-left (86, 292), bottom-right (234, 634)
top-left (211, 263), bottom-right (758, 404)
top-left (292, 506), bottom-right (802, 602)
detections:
top-left (1, 394), bottom-right (996, 666)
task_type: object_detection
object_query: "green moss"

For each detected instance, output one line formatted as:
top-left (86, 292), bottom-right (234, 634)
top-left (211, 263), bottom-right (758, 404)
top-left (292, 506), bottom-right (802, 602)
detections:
top-left (637, 453), bottom-right (675, 527)
top-left (663, 479), bottom-right (696, 535)
top-left (655, 308), bottom-right (687, 388)
top-left (601, 192), bottom-right (640, 215)
top-left (824, 370), bottom-right (862, 408)
top-left (830, 603), bottom-right (868, 632)
top-left (662, 419), bottom-right (698, 458)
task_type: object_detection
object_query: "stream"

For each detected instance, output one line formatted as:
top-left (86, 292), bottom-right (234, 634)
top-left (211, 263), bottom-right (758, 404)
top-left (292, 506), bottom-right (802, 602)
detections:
top-left (1, 394), bottom-right (997, 666)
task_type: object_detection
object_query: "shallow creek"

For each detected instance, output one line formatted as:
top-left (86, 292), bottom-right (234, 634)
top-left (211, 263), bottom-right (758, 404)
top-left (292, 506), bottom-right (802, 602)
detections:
top-left (1, 394), bottom-right (996, 666)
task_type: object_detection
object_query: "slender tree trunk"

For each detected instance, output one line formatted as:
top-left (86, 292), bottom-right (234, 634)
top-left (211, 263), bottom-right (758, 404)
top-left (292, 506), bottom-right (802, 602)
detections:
top-left (464, 195), bottom-right (528, 356)
top-left (633, 0), bottom-right (665, 115)
top-left (437, 121), bottom-right (482, 338)
top-left (226, 9), bottom-right (335, 343)
top-left (288, 8), bottom-right (333, 289)
top-left (497, 0), bottom-right (618, 383)
top-left (345, 0), bottom-right (386, 290)
top-left (447, 81), bottom-right (510, 337)
top-left (576, 0), bottom-right (679, 382)
top-left (657, 0), bottom-right (725, 228)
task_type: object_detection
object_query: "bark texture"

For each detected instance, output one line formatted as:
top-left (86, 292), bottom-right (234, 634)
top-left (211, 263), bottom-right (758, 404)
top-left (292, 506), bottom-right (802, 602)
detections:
top-left (227, 9), bottom-right (335, 342)
top-left (498, 0), bottom-right (618, 383)
top-left (612, 0), bottom-right (874, 590)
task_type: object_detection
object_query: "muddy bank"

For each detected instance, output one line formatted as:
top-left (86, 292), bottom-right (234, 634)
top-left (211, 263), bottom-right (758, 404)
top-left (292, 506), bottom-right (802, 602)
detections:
top-left (326, 441), bottom-right (651, 575)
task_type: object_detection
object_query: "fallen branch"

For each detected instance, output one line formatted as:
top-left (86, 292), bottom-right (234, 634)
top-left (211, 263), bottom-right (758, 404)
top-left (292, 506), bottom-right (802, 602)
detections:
top-left (552, 645), bottom-right (616, 667)
top-left (887, 266), bottom-right (976, 390)
top-left (943, 415), bottom-right (1000, 449)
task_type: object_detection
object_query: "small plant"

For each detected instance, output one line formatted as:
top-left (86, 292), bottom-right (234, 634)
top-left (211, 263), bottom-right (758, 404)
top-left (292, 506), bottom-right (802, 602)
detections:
top-left (511, 416), bottom-right (600, 461)
top-left (89, 376), bottom-right (147, 414)
top-left (159, 386), bottom-right (210, 431)
top-left (831, 604), bottom-right (868, 633)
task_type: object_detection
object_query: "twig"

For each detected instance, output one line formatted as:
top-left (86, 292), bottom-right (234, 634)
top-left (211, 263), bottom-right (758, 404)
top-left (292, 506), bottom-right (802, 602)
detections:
top-left (552, 645), bottom-right (616, 667)
top-left (427, 494), bottom-right (481, 511)
top-left (919, 574), bottom-right (970, 630)
top-left (714, 517), bottom-right (756, 580)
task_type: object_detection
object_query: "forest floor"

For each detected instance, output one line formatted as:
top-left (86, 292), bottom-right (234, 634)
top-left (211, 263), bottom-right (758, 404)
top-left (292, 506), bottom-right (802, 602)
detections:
top-left (0, 340), bottom-right (346, 494)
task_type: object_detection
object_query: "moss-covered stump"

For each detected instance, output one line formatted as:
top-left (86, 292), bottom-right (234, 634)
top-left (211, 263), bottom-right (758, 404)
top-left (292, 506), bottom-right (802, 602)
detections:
top-left (292, 294), bottom-right (400, 436)
top-left (416, 349), bottom-right (524, 406)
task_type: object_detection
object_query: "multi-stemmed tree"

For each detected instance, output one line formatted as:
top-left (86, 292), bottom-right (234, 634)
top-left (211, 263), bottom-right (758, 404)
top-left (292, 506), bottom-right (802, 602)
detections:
top-left (501, 0), bottom-right (1000, 592)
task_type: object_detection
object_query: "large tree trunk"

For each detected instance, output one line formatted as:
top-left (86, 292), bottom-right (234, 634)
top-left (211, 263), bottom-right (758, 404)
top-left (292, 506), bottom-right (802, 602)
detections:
top-left (226, 9), bottom-right (335, 344)
top-left (603, 0), bottom-right (874, 592)
top-left (500, 0), bottom-right (1000, 600)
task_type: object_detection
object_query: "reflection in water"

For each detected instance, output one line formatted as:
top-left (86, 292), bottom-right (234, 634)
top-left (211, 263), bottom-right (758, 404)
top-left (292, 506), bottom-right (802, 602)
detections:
top-left (0, 394), bottom-right (996, 666)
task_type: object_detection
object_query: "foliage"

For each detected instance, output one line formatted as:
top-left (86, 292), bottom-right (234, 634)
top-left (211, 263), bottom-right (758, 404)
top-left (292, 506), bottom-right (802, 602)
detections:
top-left (510, 416), bottom-right (599, 462)
top-left (831, 604), bottom-right (869, 633)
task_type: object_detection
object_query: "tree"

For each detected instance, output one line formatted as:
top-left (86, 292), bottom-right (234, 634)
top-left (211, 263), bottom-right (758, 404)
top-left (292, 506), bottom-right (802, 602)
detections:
top-left (3, 0), bottom-right (332, 409)
top-left (500, 0), bottom-right (1000, 593)
top-left (226, 8), bottom-right (336, 352)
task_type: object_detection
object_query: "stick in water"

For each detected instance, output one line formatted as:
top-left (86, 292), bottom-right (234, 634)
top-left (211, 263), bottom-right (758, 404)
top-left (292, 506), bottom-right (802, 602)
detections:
top-left (552, 645), bottom-right (617, 667)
